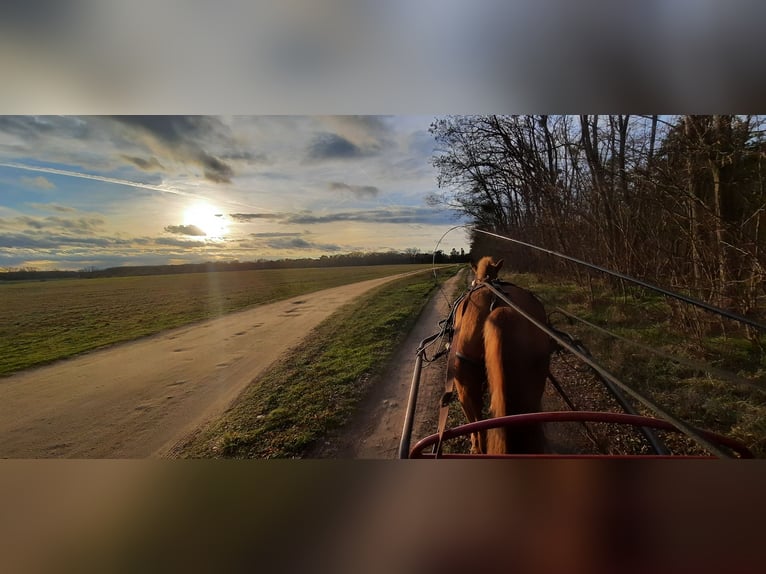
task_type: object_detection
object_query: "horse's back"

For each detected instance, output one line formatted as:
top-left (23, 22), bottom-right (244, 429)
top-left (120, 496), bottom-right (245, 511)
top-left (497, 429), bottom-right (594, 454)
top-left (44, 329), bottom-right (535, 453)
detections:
top-left (486, 285), bottom-right (550, 360)
top-left (482, 285), bottom-right (550, 453)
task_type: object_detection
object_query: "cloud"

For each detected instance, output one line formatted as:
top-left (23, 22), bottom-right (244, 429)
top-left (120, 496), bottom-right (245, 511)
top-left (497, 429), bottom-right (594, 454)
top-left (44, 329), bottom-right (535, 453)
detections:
top-left (48, 216), bottom-right (105, 232)
top-left (155, 236), bottom-right (207, 247)
top-left (20, 175), bottom-right (55, 189)
top-left (319, 116), bottom-right (394, 150)
top-left (229, 206), bottom-right (457, 226)
top-left (0, 232), bottom-right (130, 249)
top-left (250, 232), bottom-right (303, 238)
top-left (122, 155), bottom-right (164, 171)
top-left (28, 203), bottom-right (77, 213)
top-left (229, 212), bottom-right (281, 222)
top-left (328, 181), bottom-right (379, 198)
top-left (264, 236), bottom-right (342, 251)
top-left (243, 230), bottom-right (342, 252)
top-left (329, 116), bottom-right (391, 134)
top-left (283, 207), bottom-right (456, 225)
top-left (164, 224), bottom-right (207, 236)
top-left (0, 116), bottom-right (89, 141)
top-left (15, 215), bottom-right (105, 233)
top-left (1, 162), bottom-right (196, 200)
top-left (109, 116), bottom-right (238, 183)
top-left (306, 132), bottom-right (364, 160)
top-left (198, 154), bottom-right (234, 183)
top-left (0, 116), bottom-right (250, 184)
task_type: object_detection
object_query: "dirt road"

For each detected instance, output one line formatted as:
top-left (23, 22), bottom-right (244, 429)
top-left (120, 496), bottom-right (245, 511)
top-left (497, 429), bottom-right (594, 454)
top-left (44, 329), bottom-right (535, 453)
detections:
top-left (0, 271), bottom-right (427, 458)
top-left (310, 270), bottom-right (466, 458)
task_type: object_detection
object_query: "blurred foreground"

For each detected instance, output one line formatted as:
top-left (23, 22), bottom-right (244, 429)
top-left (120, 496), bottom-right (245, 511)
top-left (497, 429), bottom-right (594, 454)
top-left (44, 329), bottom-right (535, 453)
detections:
top-left (1, 460), bottom-right (763, 574)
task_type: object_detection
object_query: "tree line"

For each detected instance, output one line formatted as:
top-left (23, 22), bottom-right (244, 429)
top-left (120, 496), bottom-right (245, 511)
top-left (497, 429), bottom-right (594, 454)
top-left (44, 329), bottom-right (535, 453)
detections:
top-left (0, 249), bottom-right (469, 281)
top-left (429, 115), bottom-right (765, 341)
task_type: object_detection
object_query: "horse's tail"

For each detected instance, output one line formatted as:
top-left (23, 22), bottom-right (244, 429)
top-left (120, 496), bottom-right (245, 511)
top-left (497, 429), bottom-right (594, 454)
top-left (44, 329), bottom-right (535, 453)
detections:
top-left (483, 309), bottom-right (510, 454)
top-left (483, 307), bottom-right (549, 454)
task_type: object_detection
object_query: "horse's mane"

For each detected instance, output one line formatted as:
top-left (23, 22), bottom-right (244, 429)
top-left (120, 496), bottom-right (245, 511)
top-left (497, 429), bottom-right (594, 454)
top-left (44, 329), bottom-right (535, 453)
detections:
top-left (473, 256), bottom-right (504, 283)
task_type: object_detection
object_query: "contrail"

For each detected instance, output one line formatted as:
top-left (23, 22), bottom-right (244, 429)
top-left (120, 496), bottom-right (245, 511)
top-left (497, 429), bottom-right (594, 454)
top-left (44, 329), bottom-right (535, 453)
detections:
top-left (0, 161), bottom-right (279, 213)
top-left (0, 161), bottom-right (195, 198)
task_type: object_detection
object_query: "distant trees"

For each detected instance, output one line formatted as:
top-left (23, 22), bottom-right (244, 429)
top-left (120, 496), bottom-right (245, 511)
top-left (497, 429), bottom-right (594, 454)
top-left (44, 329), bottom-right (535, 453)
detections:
top-left (0, 250), bottom-right (468, 282)
top-left (430, 115), bottom-right (766, 335)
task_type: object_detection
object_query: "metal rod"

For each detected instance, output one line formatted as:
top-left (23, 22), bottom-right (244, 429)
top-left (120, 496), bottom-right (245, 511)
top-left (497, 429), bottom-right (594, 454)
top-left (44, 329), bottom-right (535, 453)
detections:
top-left (398, 333), bottom-right (440, 459)
top-left (551, 354), bottom-right (670, 455)
top-left (409, 411), bottom-right (753, 459)
top-left (547, 371), bottom-right (614, 453)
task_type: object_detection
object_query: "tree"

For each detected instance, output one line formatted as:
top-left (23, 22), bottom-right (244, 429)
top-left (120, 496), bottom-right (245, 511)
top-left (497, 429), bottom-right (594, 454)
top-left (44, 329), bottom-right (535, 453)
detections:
top-left (430, 114), bottom-right (766, 336)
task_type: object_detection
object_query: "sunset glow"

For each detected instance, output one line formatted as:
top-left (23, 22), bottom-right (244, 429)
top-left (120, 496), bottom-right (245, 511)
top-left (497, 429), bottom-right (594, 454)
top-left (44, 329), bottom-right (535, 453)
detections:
top-left (183, 202), bottom-right (229, 239)
top-left (0, 115), bottom-right (469, 271)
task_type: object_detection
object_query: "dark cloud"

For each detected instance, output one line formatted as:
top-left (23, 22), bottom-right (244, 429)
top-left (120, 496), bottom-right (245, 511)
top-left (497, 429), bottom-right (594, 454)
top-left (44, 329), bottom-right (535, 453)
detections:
top-left (39, 204), bottom-right (76, 213)
top-left (241, 229), bottom-right (342, 252)
top-left (283, 207), bottom-right (455, 225)
top-left (164, 224), bottom-right (207, 236)
top-left (229, 212), bottom-right (281, 222)
top-left (306, 132), bottom-right (363, 160)
top-left (110, 116), bottom-right (238, 183)
top-left (110, 116), bottom-right (220, 145)
top-left (328, 181), bottom-right (379, 198)
top-left (219, 150), bottom-right (269, 163)
top-left (265, 236), bottom-right (342, 251)
top-left (122, 155), bottom-right (164, 171)
top-left (0, 232), bottom-right (130, 249)
top-left (48, 216), bottom-right (105, 232)
top-left (199, 154), bottom-right (234, 183)
top-left (16, 215), bottom-right (104, 233)
top-left (0, 116), bottom-right (89, 140)
top-left (232, 206), bottom-right (456, 226)
top-left (155, 236), bottom-right (206, 247)
top-left (250, 232), bottom-right (303, 238)
top-left (0, 116), bottom-right (245, 184)
top-left (0, 232), bottom-right (58, 249)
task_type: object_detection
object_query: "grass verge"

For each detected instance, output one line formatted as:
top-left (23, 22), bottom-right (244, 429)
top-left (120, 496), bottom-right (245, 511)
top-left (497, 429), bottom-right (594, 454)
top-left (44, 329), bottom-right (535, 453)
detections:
top-left (509, 272), bottom-right (766, 457)
top-left (179, 267), bottom-right (458, 458)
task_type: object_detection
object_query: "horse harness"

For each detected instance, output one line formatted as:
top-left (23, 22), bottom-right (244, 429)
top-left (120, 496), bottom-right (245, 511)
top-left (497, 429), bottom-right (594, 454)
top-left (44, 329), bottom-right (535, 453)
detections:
top-left (451, 279), bottom-right (524, 364)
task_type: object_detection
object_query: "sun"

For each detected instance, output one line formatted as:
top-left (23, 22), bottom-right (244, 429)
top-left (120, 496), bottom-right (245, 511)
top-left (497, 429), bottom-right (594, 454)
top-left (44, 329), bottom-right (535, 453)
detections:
top-left (183, 202), bottom-right (228, 238)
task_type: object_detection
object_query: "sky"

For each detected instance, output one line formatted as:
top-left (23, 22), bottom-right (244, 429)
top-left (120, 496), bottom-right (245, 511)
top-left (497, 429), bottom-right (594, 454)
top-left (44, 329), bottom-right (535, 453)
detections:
top-left (0, 116), bottom-right (470, 271)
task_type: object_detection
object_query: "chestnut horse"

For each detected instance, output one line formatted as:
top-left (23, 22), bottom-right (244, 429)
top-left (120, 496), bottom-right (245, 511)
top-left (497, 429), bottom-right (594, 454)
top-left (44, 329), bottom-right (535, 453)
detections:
top-left (447, 256), bottom-right (551, 454)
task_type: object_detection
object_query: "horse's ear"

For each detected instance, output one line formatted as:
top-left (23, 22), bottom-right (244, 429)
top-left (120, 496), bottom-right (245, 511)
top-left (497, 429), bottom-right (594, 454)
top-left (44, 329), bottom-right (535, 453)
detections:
top-left (470, 260), bottom-right (477, 272)
top-left (494, 259), bottom-right (504, 271)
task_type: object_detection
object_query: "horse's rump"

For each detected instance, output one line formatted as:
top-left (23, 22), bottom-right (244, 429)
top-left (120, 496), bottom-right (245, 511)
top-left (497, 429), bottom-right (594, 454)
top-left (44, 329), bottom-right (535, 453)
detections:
top-left (448, 257), bottom-right (552, 455)
top-left (483, 300), bottom-right (550, 454)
